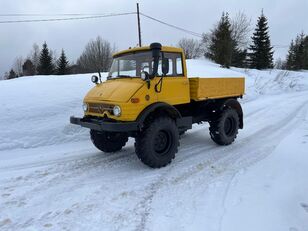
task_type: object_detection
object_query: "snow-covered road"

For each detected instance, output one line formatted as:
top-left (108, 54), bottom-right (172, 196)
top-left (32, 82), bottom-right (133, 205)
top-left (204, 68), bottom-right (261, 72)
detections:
top-left (1, 60), bottom-right (308, 231)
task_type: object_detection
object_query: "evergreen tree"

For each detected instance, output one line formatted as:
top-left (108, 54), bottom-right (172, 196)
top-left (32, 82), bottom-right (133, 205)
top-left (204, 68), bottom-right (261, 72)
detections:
top-left (8, 69), bottom-right (17, 79)
top-left (294, 33), bottom-right (305, 70)
top-left (286, 33), bottom-right (308, 70)
top-left (248, 11), bottom-right (274, 69)
top-left (38, 42), bottom-right (54, 75)
top-left (231, 41), bottom-right (247, 68)
top-left (286, 40), bottom-right (296, 70)
top-left (304, 36), bottom-right (308, 69)
top-left (205, 12), bottom-right (247, 68)
top-left (56, 49), bottom-right (70, 75)
top-left (206, 12), bottom-right (233, 68)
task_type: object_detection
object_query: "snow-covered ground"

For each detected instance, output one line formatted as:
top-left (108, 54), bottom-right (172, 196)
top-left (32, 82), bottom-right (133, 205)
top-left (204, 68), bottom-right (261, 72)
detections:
top-left (1, 59), bottom-right (308, 231)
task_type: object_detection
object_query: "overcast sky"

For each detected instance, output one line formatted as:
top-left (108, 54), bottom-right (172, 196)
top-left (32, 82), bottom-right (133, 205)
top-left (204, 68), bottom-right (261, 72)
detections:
top-left (1, 0), bottom-right (307, 76)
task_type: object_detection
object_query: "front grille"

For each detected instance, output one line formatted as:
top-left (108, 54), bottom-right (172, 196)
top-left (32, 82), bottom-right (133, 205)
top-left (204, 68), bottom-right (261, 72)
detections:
top-left (88, 103), bottom-right (114, 114)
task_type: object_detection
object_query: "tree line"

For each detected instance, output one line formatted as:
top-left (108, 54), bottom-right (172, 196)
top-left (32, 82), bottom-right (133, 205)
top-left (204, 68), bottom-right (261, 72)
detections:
top-left (4, 36), bottom-right (115, 80)
top-left (178, 11), bottom-right (308, 71)
top-left (178, 11), bottom-right (273, 69)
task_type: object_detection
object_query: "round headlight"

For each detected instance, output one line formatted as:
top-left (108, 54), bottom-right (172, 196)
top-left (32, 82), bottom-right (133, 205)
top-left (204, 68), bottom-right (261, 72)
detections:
top-left (91, 75), bottom-right (99, 84)
top-left (83, 103), bottom-right (88, 112)
top-left (113, 105), bottom-right (121, 116)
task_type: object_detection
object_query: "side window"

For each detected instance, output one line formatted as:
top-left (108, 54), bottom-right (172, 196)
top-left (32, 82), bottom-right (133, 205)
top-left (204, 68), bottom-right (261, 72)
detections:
top-left (157, 58), bottom-right (173, 76)
top-left (156, 59), bottom-right (162, 76)
top-left (162, 52), bottom-right (184, 77)
top-left (154, 52), bottom-right (184, 77)
top-left (176, 57), bottom-right (183, 75)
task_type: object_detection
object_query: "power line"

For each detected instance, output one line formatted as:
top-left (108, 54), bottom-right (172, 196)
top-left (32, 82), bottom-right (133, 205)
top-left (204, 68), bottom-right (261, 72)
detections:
top-left (0, 13), bottom-right (109, 17)
top-left (0, 12), bottom-right (136, 24)
top-left (0, 11), bottom-right (292, 48)
top-left (140, 13), bottom-right (203, 38)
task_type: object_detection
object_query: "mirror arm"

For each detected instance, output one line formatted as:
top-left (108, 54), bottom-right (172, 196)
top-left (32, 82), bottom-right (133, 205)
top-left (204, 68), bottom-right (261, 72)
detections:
top-left (98, 70), bottom-right (102, 83)
top-left (146, 79), bottom-right (151, 89)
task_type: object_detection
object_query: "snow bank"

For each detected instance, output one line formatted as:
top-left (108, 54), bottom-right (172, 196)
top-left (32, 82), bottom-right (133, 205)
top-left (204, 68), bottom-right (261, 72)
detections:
top-left (0, 74), bottom-right (92, 151)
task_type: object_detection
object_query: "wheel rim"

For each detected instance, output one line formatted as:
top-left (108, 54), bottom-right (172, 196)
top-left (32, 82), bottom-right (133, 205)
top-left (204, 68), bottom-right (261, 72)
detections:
top-left (154, 130), bottom-right (172, 156)
top-left (224, 117), bottom-right (235, 136)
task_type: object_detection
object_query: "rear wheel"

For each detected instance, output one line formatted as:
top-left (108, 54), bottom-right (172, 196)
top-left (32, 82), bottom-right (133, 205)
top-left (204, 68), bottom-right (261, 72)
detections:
top-left (90, 130), bottom-right (128, 153)
top-left (209, 108), bottom-right (239, 145)
top-left (135, 117), bottom-right (179, 168)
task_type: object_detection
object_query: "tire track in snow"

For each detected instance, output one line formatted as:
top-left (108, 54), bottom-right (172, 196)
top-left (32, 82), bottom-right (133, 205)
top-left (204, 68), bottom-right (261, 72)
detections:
top-left (136, 99), bottom-right (308, 230)
top-left (1, 93), bottom-right (307, 231)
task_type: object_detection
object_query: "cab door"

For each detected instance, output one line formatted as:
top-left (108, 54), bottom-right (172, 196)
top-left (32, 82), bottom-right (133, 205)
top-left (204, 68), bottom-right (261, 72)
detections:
top-left (156, 52), bottom-right (190, 105)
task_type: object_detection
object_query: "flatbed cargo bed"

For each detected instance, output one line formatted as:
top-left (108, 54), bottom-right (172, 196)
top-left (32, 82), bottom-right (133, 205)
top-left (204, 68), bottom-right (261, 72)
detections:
top-left (189, 77), bottom-right (245, 101)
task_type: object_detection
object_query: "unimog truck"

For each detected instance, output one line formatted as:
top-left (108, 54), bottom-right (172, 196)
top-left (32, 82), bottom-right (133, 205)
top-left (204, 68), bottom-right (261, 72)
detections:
top-left (70, 43), bottom-right (245, 168)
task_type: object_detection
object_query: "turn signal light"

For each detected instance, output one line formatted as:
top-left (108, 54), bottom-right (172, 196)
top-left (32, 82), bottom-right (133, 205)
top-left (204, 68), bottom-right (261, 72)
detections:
top-left (131, 98), bottom-right (140, 103)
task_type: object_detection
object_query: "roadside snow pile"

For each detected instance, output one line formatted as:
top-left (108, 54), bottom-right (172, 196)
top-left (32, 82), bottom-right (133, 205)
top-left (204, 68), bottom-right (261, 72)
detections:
top-left (188, 59), bottom-right (308, 101)
top-left (0, 74), bottom-right (92, 151)
top-left (242, 68), bottom-right (308, 96)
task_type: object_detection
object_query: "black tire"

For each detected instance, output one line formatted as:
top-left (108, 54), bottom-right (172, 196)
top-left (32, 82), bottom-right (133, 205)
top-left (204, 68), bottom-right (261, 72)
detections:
top-left (135, 117), bottom-right (179, 168)
top-left (209, 108), bottom-right (239, 145)
top-left (90, 130), bottom-right (128, 153)
top-left (179, 129), bottom-right (187, 136)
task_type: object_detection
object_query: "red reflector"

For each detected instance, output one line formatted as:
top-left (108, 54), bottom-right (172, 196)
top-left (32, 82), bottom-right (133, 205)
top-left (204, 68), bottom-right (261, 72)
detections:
top-left (131, 98), bottom-right (140, 103)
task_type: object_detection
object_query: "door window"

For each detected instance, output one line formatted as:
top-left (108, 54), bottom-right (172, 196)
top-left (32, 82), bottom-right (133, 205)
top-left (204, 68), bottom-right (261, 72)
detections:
top-left (157, 52), bottom-right (184, 77)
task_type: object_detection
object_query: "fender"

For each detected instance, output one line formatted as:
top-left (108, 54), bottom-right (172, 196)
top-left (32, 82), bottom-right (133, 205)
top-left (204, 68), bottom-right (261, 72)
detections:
top-left (219, 98), bottom-right (244, 129)
top-left (137, 102), bottom-right (182, 125)
top-left (136, 102), bottom-right (192, 131)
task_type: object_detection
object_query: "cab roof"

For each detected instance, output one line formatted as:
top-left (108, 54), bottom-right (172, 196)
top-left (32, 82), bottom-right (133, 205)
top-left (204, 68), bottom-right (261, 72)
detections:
top-left (113, 45), bottom-right (183, 57)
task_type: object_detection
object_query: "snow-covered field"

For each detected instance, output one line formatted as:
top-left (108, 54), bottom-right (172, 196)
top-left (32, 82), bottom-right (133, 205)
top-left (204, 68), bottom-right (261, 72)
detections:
top-left (1, 59), bottom-right (308, 231)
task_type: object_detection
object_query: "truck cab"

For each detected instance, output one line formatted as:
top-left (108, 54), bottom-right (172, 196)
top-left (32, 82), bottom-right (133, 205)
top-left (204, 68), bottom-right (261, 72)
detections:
top-left (71, 43), bottom-right (245, 168)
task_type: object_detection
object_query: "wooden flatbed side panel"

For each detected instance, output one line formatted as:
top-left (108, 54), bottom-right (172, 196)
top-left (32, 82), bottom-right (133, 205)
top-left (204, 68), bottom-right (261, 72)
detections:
top-left (189, 77), bottom-right (245, 100)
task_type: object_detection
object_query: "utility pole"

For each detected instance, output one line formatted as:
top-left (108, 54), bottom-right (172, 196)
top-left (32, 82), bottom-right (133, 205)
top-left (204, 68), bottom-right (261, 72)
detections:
top-left (137, 3), bottom-right (142, 47)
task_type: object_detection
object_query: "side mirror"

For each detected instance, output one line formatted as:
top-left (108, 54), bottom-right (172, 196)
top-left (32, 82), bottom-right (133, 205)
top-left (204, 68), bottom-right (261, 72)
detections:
top-left (162, 58), bottom-right (169, 76)
top-left (91, 75), bottom-right (99, 84)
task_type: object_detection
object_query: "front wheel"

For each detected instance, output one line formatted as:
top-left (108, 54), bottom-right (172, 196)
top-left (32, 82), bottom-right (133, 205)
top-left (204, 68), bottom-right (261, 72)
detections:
top-left (209, 108), bottom-right (239, 145)
top-left (135, 117), bottom-right (179, 168)
top-left (90, 130), bottom-right (128, 153)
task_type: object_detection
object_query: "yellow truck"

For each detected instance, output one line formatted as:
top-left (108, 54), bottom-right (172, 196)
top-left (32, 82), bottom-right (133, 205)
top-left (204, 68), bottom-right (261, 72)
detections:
top-left (70, 43), bottom-right (245, 168)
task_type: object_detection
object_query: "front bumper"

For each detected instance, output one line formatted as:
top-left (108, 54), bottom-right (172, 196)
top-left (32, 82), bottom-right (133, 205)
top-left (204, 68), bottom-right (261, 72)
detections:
top-left (70, 116), bottom-right (139, 132)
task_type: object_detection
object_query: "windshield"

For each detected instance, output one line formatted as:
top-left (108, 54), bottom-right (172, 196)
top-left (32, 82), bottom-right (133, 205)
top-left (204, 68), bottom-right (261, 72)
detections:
top-left (108, 51), bottom-right (153, 79)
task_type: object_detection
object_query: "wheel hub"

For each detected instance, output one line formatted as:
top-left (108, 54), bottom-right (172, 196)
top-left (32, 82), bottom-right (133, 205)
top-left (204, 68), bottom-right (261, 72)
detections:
top-left (154, 130), bottom-right (170, 155)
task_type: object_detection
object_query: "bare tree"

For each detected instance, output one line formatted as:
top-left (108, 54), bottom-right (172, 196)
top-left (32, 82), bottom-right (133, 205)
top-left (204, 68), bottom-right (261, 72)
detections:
top-left (177, 38), bottom-right (203, 59)
top-left (77, 36), bottom-right (114, 73)
top-left (29, 43), bottom-right (40, 73)
top-left (13, 56), bottom-right (24, 77)
top-left (2, 72), bottom-right (9, 80)
top-left (231, 11), bottom-right (252, 49)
